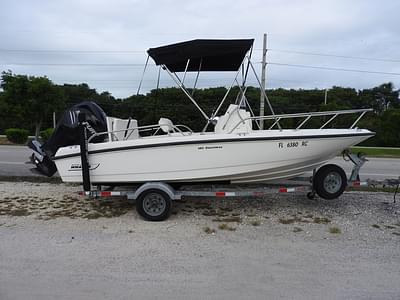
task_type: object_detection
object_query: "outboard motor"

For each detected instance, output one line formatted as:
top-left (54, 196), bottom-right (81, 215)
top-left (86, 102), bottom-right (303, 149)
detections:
top-left (28, 101), bottom-right (108, 176)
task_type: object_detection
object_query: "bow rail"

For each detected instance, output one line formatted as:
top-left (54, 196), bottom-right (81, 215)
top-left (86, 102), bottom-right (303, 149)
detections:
top-left (228, 108), bottom-right (373, 133)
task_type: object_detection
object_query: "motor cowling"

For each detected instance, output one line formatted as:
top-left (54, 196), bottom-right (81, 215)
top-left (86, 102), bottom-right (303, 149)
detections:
top-left (28, 101), bottom-right (108, 177)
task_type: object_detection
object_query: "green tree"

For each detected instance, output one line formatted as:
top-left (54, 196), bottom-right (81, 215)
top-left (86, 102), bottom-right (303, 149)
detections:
top-left (0, 91), bottom-right (7, 133)
top-left (358, 82), bottom-right (399, 114)
top-left (1, 70), bottom-right (398, 148)
top-left (377, 108), bottom-right (400, 147)
top-left (1, 71), bottom-right (65, 138)
top-left (60, 83), bottom-right (116, 115)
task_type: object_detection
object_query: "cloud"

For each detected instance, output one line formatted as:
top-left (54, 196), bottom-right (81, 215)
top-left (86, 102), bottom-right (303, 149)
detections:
top-left (1, 0), bottom-right (399, 98)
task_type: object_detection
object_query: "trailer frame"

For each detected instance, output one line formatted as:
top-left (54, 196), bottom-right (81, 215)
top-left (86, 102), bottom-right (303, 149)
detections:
top-left (77, 113), bottom-right (371, 221)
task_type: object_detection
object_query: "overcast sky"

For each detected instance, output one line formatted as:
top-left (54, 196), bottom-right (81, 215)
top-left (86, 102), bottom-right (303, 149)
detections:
top-left (1, 0), bottom-right (399, 98)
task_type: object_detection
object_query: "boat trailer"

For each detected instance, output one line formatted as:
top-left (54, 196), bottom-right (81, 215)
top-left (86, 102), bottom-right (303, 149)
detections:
top-left (76, 113), bottom-right (375, 221)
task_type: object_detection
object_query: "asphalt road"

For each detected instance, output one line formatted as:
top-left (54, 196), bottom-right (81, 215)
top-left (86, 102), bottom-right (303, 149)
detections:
top-left (0, 145), bottom-right (43, 177)
top-left (0, 145), bottom-right (399, 181)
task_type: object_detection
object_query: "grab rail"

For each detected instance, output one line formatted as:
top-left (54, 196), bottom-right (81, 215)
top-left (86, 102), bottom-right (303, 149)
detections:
top-left (228, 108), bottom-right (373, 133)
top-left (87, 123), bottom-right (193, 143)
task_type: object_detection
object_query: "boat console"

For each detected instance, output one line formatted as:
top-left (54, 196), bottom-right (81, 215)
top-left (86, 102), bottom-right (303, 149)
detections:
top-left (214, 104), bottom-right (253, 134)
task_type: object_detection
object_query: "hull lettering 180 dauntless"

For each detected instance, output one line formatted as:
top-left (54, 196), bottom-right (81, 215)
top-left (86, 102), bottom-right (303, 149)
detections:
top-left (28, 39), bottom-right (375, 188)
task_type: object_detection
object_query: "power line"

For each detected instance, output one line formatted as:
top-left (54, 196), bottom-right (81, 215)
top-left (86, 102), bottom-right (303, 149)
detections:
top-left (267, 49), bottom-right (400, 63)
top-left (0, 62), bottom-right (150, 67)
top-left (268, 62), bottom-right (400, 76)
top-left (4, 60), bottom-right (399, 77)
top-left (2, 47), bottom-right (399, 63)
top-left (0, 48), bottom-right (144, 54)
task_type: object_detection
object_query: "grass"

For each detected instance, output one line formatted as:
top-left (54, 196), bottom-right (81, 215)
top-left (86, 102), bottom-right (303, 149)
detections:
top-left (203, 226), bottom-right (216, 234)
top-left (385, 225), bottom-right (396, 229)
top-left (329, 227), bottom-right (341, 234)
top-left (351, 146), bottom-right (400, 158)
top-left (9, 209), bottom-right (31, 216)
top-left (278, 217), bottom-right (298, 224)
top-left (278, 216), bottom-right (311, 224)
top-left (313, 217), bottom-right (331, 224)
top-left (0, 176), bottom-right (63, 184)
top-left (218, 223), bottom-right (236, 231)
top-left (0, 192), bottom-right (132, 220)
top-left (212, 216), bottom-right (242, 223)
top-left (250, 220), bottom-right (261, 226)
top-left (293, 227), bottom-right (303, 233)
top-left (351, 186), bottom-right (399, 193)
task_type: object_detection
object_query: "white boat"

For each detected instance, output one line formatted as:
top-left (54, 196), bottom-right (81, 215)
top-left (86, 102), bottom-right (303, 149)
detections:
top-left (29, 39), bottom-right (375, 187)
top-left (53, 113), bottom-right (373, 184)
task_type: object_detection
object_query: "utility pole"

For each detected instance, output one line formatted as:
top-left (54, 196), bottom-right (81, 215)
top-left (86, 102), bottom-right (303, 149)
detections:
top-left (324, 89), bottom-right (328, 105)
top-left (259, 33), bottom-right (267, 129)
top-left (53, 111), bottom-right (56, 128)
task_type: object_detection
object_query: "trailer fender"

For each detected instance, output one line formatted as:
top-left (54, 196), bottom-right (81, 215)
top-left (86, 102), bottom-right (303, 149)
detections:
top-left (132, 182), bottom-right (180, 201)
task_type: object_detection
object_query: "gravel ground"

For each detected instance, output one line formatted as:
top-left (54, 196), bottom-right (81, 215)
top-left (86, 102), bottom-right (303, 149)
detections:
top-left (0, 181), bottom-right (399, 300)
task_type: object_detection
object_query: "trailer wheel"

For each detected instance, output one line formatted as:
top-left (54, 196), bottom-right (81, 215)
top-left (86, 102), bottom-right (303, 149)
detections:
top-left (313, 164), bottom-right (347, 200)
top-left (136, 189), bottom-right (171, 221)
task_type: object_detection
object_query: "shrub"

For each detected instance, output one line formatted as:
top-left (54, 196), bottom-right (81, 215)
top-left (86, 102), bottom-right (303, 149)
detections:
top-left (40, 128), bottom-right (54, 143)
top-left (329, 227), bottom-right (341, 234)
top-left (5, 128), bottom-right (29, 144)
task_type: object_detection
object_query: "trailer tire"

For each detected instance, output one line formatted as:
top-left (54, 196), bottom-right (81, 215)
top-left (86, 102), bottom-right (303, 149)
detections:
top-left (313, 164), bottom-right (347, 200)
top-left (136, 189), bottom-right (171, 221)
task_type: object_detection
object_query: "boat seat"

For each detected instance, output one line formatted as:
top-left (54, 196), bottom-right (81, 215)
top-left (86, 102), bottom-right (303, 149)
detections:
top-left (158, 118), bottom-right (175, 134)
top-left (106, 117), bottom-right (139, 141)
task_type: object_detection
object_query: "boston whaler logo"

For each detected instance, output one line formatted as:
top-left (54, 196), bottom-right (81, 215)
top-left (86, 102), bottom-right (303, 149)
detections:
top-left (69, 163), bottom-right (100, 171)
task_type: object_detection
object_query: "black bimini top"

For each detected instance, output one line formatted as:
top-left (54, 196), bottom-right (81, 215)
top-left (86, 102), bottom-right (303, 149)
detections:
top-left (147, 39), bottom-right (254, 72)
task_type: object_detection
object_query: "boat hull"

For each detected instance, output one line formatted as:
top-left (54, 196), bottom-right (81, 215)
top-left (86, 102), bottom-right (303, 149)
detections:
top-left (53, 129), bottom-right (374, 184)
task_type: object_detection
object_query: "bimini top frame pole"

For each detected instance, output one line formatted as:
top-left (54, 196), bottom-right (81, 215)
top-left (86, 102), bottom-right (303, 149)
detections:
top-left (191, 58), bottom-right (202, 96)
top-left (248, 59), bottom-right (281, 130)
top-left (162, 64), bottom-right (210, 121)
top-left (136, 54), bottom-right (150, 95)
top-left (204, 57), bottom-right (248, 132)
